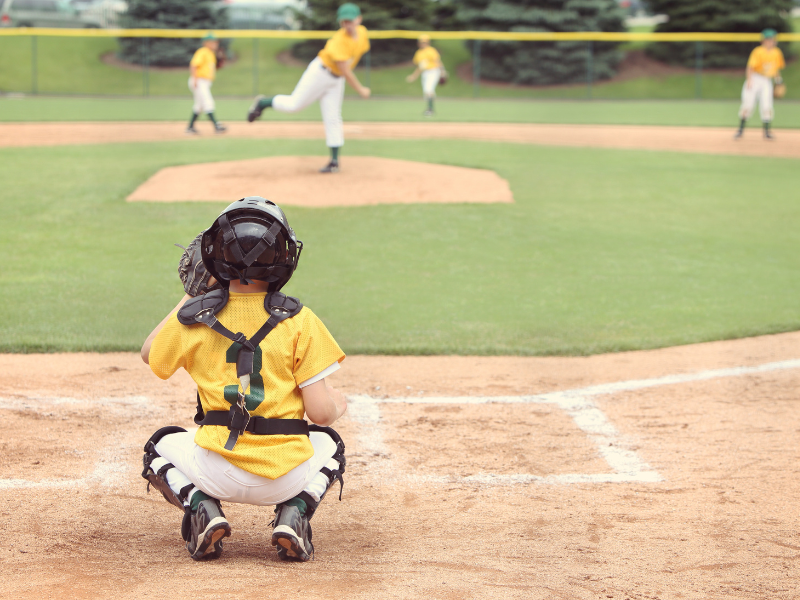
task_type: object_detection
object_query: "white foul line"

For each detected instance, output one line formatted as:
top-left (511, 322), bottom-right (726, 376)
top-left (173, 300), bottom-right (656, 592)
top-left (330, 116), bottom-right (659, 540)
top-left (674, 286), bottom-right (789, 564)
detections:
top-left (2, 359), bottom-right (798, 490)
top-left (347, 358), bottom-right (800, 485)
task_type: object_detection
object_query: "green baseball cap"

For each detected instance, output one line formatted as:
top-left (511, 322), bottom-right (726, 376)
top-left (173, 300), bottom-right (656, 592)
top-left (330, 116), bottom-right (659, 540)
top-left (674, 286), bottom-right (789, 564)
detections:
top-left (202, 32), bottom-right (217, 42)
top-left (762, 28), bottom-right (777, 39)
top-left (337, 3), bottom-right (360, 21)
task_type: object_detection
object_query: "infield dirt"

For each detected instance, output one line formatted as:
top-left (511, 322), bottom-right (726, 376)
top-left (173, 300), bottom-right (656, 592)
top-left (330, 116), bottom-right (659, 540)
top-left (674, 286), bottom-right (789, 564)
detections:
top-left (2, 121), bottom-right (800, 159)
top-left (1, 332), bottom-right (799, 599)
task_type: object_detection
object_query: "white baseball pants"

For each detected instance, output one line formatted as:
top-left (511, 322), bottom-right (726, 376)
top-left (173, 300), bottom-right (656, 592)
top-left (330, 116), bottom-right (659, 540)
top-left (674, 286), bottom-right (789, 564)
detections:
top-left (421, 68), bottom-right (441, 98)
top-left (151, 429), bottom-right (339, 507)
top-left (272, 57), bottom-right (345, 148)
top-left (739, 73), bottom-right (773, 122)
top-left (189, 77), bottom-right (215, 114)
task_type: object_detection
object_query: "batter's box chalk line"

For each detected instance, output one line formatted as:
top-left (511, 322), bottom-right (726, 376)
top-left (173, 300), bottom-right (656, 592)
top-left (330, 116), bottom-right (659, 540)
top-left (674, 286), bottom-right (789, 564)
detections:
top-left (346, 358), bottom-right (800, 486)
top-left (1, 359), bottom-right (799, 490)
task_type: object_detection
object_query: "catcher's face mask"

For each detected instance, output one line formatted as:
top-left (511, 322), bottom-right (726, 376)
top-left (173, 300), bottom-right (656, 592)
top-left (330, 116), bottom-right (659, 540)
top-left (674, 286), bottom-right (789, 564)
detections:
top-left (202, 197), bottom-right (303, 292)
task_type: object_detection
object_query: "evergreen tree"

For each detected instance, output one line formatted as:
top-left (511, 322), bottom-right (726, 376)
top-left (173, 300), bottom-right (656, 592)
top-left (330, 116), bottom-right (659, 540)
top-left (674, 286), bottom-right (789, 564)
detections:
top-left (119, 0), bottom-right (229, 67)
top-left (646, 0), bottom-right (794, 68)
top-left (292, 0), bottom-right (433, 67)
top-left (456, 0), bottom-right (626, 85)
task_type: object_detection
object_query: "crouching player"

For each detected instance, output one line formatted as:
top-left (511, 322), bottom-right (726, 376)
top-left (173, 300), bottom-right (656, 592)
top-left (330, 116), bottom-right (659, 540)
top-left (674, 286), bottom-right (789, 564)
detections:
top-left (140, 196), bottom-right (347, 562)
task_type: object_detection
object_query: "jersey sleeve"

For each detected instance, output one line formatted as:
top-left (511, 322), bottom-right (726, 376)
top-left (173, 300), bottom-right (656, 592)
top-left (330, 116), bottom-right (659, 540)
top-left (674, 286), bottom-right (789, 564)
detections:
top-left (148, 314), bottom-right (187, 380)
top-left (747, 48), bottom-right (762, 70)
top-left (413, 49), bottom-right (422, 65)
top-left (324, 32), bottom-right (353, 63)
top-left (293, 309), bottom-right (345, 386)
top-left (190, 48), bottom-right (204, 68)
top-left (778, 49), bottom-right (786, 69)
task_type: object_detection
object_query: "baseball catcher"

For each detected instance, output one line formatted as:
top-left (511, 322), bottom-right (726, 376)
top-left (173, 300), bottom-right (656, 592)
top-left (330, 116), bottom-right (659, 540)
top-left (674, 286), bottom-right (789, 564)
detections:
top-left (735, 28), bottom-right (785, 140)
top-left (141, 197), bottom-right (347, 562)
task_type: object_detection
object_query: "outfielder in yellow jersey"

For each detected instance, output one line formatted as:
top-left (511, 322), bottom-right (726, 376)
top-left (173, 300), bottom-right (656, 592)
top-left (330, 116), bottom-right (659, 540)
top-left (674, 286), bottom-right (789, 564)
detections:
top-left (735, 29), bottom-right (786, 140)
top-left (406, 35), bottom-right (446, 116)
top-left (187, 32), bottom-right (227, 135)
top-left (246, 3), bottom-right (371, 173)
top-left (141, 197), bottom-right (348, 563)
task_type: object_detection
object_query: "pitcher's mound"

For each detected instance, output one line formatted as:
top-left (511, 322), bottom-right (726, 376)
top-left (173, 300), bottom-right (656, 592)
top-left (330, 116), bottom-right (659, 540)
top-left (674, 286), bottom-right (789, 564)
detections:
top-left (126, 156), bottom-right (513, 207)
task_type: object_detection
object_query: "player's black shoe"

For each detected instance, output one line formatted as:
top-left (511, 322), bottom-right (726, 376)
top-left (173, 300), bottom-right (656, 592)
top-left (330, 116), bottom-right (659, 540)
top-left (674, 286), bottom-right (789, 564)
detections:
top-left (247, 95), bottom-right (267, 122)
top-left (186, 126), bottom-right (200, 135)
top-left (423, 110), bottom-right (434, 117)
top-left (271, 503), bottom-right (313, 561)
top-left (185, 498), bottom-right (231, 561)
top-left (214, 123), bottom-right (228, 134)
top-left (733, 129), bottom-right (743, 139)
top-left (319, 160), bottom-right (339, 174)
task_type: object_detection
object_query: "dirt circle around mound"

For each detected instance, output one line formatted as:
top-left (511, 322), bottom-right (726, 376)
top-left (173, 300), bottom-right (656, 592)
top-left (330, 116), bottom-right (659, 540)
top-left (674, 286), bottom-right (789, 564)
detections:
top-left (126, 155), bottom-right (514, 206)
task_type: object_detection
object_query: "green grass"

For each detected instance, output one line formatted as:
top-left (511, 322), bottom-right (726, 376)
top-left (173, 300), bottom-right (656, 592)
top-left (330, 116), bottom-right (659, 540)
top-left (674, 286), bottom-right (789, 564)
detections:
top-left (2, 138), bottom-right (799, 354)
top-left (2, 33), bottom-right (800, 101)
top-left (4, 96), bottom-right (800, 127)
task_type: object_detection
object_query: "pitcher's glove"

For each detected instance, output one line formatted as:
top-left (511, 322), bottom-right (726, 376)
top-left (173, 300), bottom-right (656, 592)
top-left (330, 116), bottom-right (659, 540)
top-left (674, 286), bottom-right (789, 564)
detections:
top-left (439, 71), bottom-right (448, 86)
top-left (176, 231), bottom-right (222, 297)
top-left (216, 49), bottom-right (226, 69)
top-left (774, 77), bottom-right (786, 98)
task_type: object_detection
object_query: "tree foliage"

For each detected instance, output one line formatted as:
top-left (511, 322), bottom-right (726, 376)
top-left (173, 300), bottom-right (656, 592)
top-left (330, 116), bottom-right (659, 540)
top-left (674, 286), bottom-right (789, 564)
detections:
top-left (292, 0), bottom-right (434, 67)
top-left (646, 0), bottom-right (794, 68)
top-left (455, 0), bottom-right (626, 85)
top-left (118, 0), bottom-right (229, 67)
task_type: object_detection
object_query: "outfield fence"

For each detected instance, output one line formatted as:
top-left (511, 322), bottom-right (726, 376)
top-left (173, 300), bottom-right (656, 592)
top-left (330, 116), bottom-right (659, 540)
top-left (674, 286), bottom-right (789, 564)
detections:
top-left (0, 28), bottom-right (797, 101)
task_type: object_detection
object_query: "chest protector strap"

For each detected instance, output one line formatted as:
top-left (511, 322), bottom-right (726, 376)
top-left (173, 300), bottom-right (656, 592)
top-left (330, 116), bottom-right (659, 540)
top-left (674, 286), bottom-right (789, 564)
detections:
top-left (177, 289), bottom-right (305, 450)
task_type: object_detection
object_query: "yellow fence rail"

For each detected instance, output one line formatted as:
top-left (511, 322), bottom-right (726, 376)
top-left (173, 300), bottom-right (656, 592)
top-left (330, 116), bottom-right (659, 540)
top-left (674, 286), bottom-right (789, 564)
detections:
top-left (0, 27), bottom-right (798, 42)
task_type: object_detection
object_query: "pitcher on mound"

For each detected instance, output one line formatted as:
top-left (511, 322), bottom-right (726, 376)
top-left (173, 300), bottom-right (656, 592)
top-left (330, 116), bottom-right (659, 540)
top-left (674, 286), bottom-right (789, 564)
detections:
top-left (735, 28), bottom-right (785, 140)
top-left (246, 3), bottom-right (371, 173)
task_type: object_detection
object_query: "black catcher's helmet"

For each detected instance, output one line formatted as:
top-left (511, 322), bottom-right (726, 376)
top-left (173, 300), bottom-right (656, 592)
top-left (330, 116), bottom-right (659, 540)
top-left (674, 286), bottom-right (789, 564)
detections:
top-left (201, 196), bottom-right (303, 292)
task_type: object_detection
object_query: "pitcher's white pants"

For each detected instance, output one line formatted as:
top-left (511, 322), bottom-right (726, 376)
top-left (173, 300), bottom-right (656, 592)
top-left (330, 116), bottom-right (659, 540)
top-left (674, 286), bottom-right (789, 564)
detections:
top-left (421, 68), bottom-right (441, 98)
top-left (151, 430), bottom-right (339, 507)
top-left (739, 73), bottom-right (774, 122)
top-left (272, 57), bottom-right (345, 148)
top-left (189, 77), bottom-right (215, 114)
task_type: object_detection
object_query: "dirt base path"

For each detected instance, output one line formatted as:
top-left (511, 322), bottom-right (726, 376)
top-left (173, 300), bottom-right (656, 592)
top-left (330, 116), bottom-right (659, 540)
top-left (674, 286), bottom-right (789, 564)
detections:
top-left (2, 121), bottom-right (800, 159)
top-left (2, 332), bottom-right (799, 599)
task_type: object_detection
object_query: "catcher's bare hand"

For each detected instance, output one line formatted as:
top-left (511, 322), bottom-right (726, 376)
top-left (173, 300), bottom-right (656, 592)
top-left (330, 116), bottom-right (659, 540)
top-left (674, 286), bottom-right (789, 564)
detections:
top-left (177, 231), bottom-right (222, 297)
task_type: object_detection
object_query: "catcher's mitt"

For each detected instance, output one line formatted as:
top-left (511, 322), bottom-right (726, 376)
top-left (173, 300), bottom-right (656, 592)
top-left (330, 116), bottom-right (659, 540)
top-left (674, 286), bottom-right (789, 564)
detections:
top-left (439, 72), bottom-right (448, 86)
top-left (215, 49), bottom-right (226, 69)
top-left (177, 231), bottom-right (222, 297)
top-left (774, 82), bottom-right (786, 99)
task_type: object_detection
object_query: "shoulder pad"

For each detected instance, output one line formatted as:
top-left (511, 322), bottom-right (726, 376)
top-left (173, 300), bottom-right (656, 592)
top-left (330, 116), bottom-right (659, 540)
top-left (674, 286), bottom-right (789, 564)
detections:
top-left (264, 292), bottom-right (303, 319)
top-left (177, 288), bottom-right (229, 326)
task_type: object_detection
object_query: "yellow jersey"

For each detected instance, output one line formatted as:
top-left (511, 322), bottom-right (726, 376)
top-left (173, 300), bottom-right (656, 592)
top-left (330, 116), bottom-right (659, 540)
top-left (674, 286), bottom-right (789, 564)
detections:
top-left (149, 292), bottom-right (345, 479)
top-left (190, 46), bottom-right (217, 81)
top-left (318, 25), bottom-right (370, 76)
top-left (747, 46), bottom-right (785, 78)
top-left (413, 46), bottom-right (441, 71)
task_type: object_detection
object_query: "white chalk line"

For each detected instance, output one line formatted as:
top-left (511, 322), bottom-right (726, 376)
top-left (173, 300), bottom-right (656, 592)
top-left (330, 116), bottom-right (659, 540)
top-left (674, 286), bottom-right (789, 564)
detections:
top-left (0, 395), bottom-right (156, 491)
top-left (347, 358), bottom-right (800, 485)
top-left (1, 358), bottom-right (798, 490)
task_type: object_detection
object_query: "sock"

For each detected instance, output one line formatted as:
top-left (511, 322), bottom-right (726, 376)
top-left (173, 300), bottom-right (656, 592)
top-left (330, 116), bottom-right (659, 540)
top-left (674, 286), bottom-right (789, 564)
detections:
top-left (257, 96), bottom-right (273, 110)
top-left (189, 490), bottom-right (212, 513)
top-left (207, 112), bottom-right (219, 126)
top-left (284, 497), bottom-right (307, 516)
top-left (764, 121), bottom-right (771, 133)
top-left (330, 146), bottom-right (340, 162)
top-left (737, 118), bottom-right (745, 131)
top-left (189, 112), bottom-right (198, 128)
top-left (427, 98), bottom-right (434, 112)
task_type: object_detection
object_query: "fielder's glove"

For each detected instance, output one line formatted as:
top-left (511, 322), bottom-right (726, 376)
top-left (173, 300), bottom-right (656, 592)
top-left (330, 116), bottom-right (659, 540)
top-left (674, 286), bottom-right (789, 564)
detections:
top-left (774, 77), bottom-right (786, 99)
top-left (176, 231), bottom-right (222, 297)
top-left (216, 49), bottom-right (226, 69)
top-left (439, 71), bottom-right (448, 86)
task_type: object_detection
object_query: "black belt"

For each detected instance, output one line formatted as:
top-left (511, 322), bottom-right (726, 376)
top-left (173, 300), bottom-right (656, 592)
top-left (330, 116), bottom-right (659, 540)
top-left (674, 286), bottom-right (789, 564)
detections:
top-left (197, 410), bottom-right (309, 436)
top-left (321, 63), bottom-right (341, 78)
